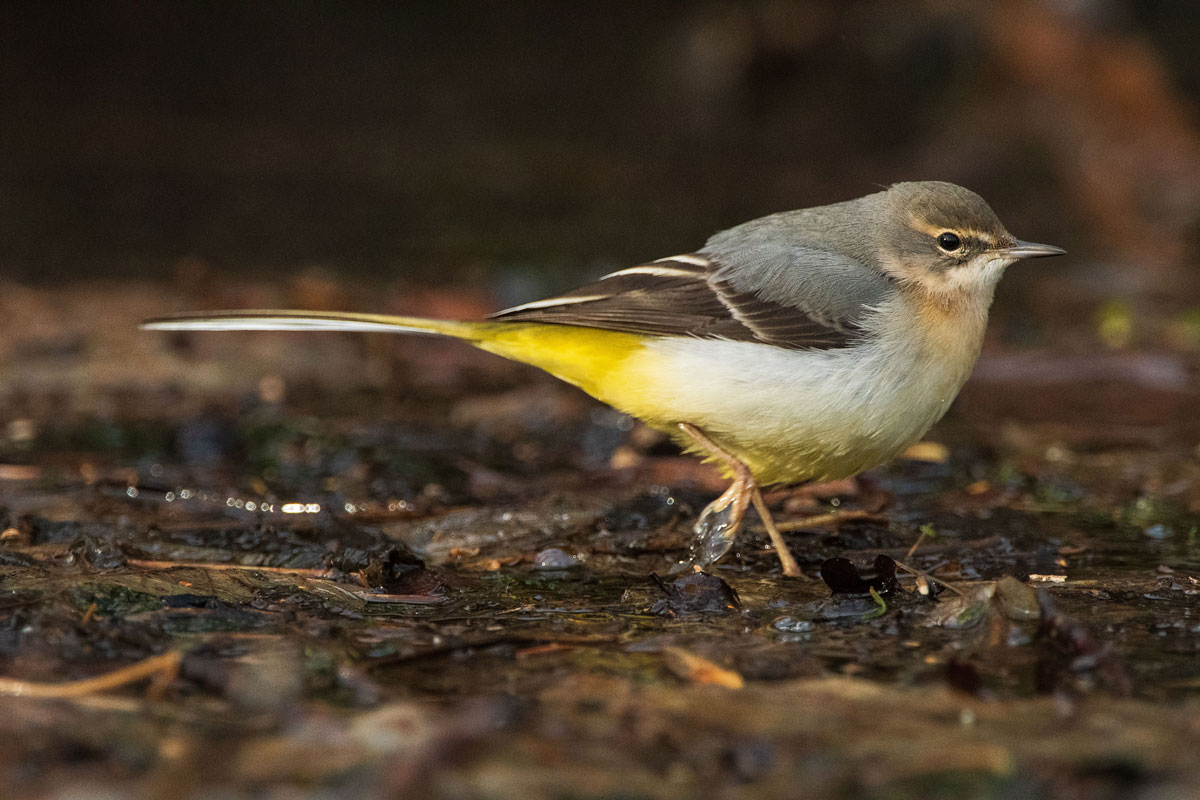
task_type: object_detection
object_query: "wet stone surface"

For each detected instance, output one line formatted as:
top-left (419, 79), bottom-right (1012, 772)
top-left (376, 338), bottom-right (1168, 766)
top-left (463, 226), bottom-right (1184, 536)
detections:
top-left (0, 282), bottom-right (1199, 798)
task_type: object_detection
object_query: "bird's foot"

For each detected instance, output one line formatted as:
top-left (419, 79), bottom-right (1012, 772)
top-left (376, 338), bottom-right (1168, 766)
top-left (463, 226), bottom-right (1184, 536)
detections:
top-left (688, 479), bottom-right (751, 567)
top-left (673, 422), bottom-right (804, 578)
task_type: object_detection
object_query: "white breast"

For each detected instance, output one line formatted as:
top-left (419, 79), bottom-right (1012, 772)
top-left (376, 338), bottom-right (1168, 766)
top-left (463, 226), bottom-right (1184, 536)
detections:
top-left (612, 292), bottom-right (988, 485)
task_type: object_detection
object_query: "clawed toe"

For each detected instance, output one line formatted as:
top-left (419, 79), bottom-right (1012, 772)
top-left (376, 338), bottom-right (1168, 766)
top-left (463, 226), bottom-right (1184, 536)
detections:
top-left (675, 422), bottom-right (803, 578)
top-left (689, 480), bottom-right (751, 567)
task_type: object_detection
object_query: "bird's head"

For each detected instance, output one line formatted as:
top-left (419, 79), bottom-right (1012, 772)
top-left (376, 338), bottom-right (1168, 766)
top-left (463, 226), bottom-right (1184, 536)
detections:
top-left (873, 181), bottom-right (1064, 303)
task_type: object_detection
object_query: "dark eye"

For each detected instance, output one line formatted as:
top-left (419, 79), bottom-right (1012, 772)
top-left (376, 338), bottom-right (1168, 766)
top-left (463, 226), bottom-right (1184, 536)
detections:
top-left (937, 232), bottom-right (962, 252)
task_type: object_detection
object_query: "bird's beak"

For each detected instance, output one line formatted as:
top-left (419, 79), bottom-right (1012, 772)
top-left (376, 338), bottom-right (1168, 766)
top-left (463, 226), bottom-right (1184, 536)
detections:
top-left (997, 240), bottom-right (1066, 260)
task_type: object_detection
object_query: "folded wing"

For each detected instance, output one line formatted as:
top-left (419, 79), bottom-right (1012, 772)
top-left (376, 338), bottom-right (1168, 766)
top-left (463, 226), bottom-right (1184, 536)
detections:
top-left (490, 255), bottom-right (861, 350)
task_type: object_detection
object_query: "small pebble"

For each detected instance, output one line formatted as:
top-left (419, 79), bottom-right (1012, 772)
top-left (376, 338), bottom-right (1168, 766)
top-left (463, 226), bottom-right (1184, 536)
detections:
top-left (533, 548), bottom-right (580, 570)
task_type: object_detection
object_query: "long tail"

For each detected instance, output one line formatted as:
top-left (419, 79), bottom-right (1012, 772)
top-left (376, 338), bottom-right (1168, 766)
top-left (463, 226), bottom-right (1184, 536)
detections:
top-left (140, 309), bottom-right (483, 340)
top-left (141, 308), bottom-right (650, 404)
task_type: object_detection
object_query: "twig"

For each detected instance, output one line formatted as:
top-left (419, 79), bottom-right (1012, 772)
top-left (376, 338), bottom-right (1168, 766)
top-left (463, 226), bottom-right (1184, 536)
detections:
top-left (772, 510), bottom-right (888, 532)
top-left (905, 531), bottom-right (928, 560)
top-left (0, 651), bottom-right (181, 699)
top-left (891, 558), bottom-right (967, 597)
top-left (128, 558), bottom-right (335, 578)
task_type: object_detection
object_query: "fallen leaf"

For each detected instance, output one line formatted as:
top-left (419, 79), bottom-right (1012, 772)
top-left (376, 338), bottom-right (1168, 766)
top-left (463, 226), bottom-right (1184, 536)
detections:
top-left (662, 647), bottom-right (744, 689)
top-left (901, 441), bottom-right (950, 463)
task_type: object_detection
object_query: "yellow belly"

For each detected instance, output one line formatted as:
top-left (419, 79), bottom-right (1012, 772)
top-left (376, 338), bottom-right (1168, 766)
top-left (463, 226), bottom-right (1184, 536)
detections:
top-left (470, 317), bottom-right (973, 488)
top-left (470, 322), bottom-right (648, 401)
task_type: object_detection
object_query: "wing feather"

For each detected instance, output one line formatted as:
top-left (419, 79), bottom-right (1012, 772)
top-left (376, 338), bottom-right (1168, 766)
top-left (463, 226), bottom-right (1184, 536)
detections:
top-left (490, 255), bottom-right (860, 350)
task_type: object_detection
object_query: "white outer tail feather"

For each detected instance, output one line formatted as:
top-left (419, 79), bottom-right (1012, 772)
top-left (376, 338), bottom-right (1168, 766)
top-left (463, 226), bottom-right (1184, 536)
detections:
top-left (139, 311), bottom-right (475, 339)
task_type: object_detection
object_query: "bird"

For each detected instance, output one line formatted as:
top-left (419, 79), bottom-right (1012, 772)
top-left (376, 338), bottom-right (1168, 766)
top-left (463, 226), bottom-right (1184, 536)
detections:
top-left (142, 181), bottom-right (1064, 577)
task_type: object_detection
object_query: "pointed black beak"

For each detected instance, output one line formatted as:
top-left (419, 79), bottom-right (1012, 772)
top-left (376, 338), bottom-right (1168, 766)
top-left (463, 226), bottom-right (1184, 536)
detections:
top-left (997, 239), bottom-right (1066, 259)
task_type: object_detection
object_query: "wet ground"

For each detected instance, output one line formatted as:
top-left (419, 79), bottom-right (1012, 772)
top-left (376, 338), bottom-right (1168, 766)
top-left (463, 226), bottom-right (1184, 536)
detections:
top-left (1, 278), bottom-right (1199, 799)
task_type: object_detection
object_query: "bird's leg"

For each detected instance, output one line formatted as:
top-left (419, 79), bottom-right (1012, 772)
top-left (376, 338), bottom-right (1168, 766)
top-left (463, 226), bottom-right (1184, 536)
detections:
top-left (688, 456), bottom-right (752, 567)
top-left (749, 487), bottom-right (804, 578)
top-left (677, 423), bottom-right (803, 578)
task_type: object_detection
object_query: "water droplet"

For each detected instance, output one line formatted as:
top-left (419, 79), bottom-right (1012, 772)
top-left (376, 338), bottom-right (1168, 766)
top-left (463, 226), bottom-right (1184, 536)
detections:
top-left (771, 616), bottom-right (814, 633)
top-left (1144, 524), bottom-right (1173, 539)
top-left (691, 501), bottom-right (739, 566)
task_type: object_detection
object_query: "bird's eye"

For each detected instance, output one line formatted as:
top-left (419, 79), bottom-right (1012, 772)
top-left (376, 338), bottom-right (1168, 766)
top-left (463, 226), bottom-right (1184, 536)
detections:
top-left (936, 232), bottom-right (962, 252)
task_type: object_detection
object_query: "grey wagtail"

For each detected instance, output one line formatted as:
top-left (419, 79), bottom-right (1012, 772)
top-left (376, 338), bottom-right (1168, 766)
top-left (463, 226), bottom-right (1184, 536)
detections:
top-left (142, 181), bottom-right (1064, 578)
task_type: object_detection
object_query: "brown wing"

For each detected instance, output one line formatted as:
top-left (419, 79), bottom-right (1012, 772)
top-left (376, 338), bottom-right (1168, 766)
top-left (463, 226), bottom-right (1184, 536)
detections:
top-left (488, 255), bottom-right (858, 350)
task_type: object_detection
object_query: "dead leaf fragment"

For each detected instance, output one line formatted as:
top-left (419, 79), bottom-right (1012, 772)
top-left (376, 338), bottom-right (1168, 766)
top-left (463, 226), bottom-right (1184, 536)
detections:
top-left (901, 441), bottom-right (950, 463)
top-left (662, 647), bottom-right (744, 689)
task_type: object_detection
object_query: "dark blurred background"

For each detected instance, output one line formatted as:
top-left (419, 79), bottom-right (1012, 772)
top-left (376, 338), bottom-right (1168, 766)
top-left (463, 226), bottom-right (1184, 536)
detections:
top-left (3, 0), bottom-right (1200, 310)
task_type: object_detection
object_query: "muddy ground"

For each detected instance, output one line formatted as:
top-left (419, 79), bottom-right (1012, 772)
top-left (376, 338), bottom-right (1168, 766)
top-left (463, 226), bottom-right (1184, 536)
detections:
top-left (0, 276), bottom-right (1198, 799)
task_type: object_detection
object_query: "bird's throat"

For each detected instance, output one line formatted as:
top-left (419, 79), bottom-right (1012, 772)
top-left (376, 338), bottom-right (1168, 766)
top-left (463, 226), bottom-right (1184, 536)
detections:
top-left (904, 287), bottom-right (991, 384)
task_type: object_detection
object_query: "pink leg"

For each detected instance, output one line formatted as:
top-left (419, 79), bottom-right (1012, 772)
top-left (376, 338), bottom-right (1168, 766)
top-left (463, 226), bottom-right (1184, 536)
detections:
top-left (677, 423), bottom-right (803, 578)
